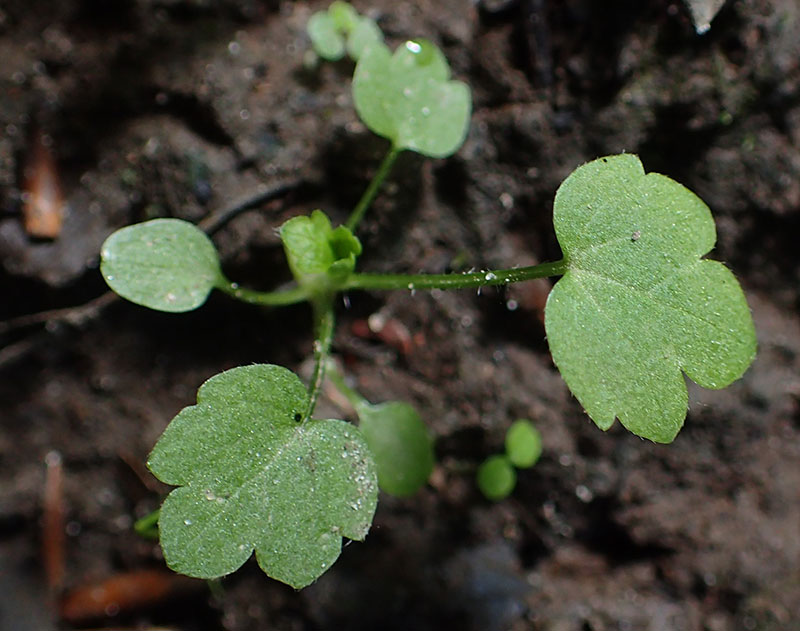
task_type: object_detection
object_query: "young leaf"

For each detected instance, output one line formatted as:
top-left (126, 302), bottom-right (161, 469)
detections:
top-left (307, 11), bottom-right (346, 61)
top-left (100, 218), bottom-right (224, 313)
top-left (355, 400), bottom-right (434, 497)
top-left (353, 39), bottom-right (471, 158)
top-left (545, 154), bottom-right (756, 443)
top-left (280, 210), bottom-right (362, 292)
top-left (147, 364), bottom-right (378, 589)
top-left (307, 2), bottom-right (382, 62)
top-left (477, 455), bottom-right (516, 501)
top-left (504, 419), bottom-right (542, 469)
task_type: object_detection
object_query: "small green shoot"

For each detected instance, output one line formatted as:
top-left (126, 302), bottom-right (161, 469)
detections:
top-left (477, 455), bottom-right (516, 501)
top-left (307, 1), bottom-right (382, 62)
top-left (100, 218), bottom-right (225, 313)
top-left (353, 39), bottom-right (471, 158)
top-left (147, 364), bottom-right (377, 589)
top-left (505, 419), bottom-right (542, 469)
top-left (478, 419), bottom-right (542, 501)
top-left (545, 154), bottom-right (756, 443)
top-left (280, 209), bottom-right (362, 294)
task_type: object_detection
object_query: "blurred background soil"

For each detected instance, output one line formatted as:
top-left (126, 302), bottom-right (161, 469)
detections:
top-left (1, 1), bottom-right (799, 630)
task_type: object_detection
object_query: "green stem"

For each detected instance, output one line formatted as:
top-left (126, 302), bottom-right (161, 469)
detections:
top-left (134, 509), bottom-right (160, 540)
top-left (304, 300), bottom-right (336, 422)
top-left (325, 360), bottom-right (369, 410)
top-left (343, 259), bottom-right (569, 292)
top-left (345, 146), bottom-right (401, 232)
top-left (218, 281), bottom-right (309, 307)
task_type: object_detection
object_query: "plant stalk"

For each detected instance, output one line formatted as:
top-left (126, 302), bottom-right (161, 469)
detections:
top-left (219, 282), bottom-right (309, 307)
top-left (304, 300), bottom-right (336, 422)
top-left (343, 259), bottom-right (569, 292)
top-left (345, 146), bottom-right (401, 232)
top-left (325, 360), bottom-right (369, 411)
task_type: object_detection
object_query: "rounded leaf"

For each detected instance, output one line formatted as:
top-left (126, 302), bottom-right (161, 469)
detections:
top-left (357, 401), bottom-right (434, 497)
top-left (477, 455), bottom-right (516, 501)
top-left (504, 419), bottom-right (542, 469)
top-left (101, 218), bottom-right (223, 312)
top-left (307, 11), bottom-right (346, 61)
top-left (545, 154), bottom-right (756, 443)
top-left (353, 39), bottom-right (471, 157)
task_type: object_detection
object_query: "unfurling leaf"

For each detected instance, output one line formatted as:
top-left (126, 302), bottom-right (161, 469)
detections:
top-left (148, 365), bottom-right (378, 589)
top-left (353, 39), bottom-right (471, 158)
top-left (280, 210), bottom-right (362, 292)
top-left (100, 218), bottom-right (224, 312)
top-left (545, 154), bottom-right (756, 443)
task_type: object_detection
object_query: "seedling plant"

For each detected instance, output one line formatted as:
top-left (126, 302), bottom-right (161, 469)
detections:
top-left (478, 419), bottom-right (543, 501)
top-left (101, 3), bottom-right (756, 590)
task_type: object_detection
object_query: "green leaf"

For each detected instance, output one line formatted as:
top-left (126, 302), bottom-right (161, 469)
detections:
top-left (148, 364), bottom-right (378, 589)
top-left (280, 210), bottom-right (362, 292)
top-left (353, 39), bottom-right (471, 157)
top-left (329, 1), bottom-right (359, 31)
top-left (346, 16), bottom-right (382, 61)
top-left (504, 419), bottom-right (542, 469)
top-left (544, 154), bottom-right (756, 443)
top-left (477, 455), bottom-right (516, 501)
top-left (356, 401), bottom-right (434, 497)
top-left (307, 3), bottom-right (382, 62)
top-left (100, 218), bottom-right (224, 313)
top-left (307, 11), bottom-right (346, 61)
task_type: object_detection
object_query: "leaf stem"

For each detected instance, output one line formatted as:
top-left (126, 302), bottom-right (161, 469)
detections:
top-left (325, 360), bottom-right (369, 410)
top-left (343, 259), bottom-right (569, 292)
top-left (133, 509), bottom-right (160, 540)
top-left (304, 300), bottom-right (336, 422)
top-left (345, 146), bottom-right (401, 232)
top-left (218, 281), bottom-right (310, 307)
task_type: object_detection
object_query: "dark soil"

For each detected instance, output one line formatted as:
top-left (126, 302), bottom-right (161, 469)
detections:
top-left (2, 1), bottom-right (800, 630)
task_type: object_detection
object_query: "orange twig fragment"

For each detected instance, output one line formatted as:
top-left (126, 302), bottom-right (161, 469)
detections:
top-left (60, 569), bottom-right (198, 623)
top-left (22, 127), bottom-right (65, 239)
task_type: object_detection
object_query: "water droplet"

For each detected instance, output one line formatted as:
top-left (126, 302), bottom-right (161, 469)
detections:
top-left (184, 519), bottom-right (192, 526)
top-left (403, 87), bottom-right (413, 98)
top-left (405, 41), bottom-right (422, 54)
top-left (204, 489), bottom-right (216, 501)
top-left (484, 272), bottom-right (497, 281)
top-left (106, 275), bottom-right (114, 281)
top-left (421, 106), bottom-right (430, 116)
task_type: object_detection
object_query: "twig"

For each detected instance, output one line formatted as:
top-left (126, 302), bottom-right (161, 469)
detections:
top-left (0, 179), bottom-right (301, 368)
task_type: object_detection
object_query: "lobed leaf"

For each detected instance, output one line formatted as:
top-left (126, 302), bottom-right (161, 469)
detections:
top-left (148, 364), bottom-right (378, 589)
top-left (356, 400), bottom-right (434, 497)
top-left (100, 218), bottom-right (224, 313)
top-left (353, 39), bottom-right (471, 157)
top-left (545, 154), bottom-right (756, 443)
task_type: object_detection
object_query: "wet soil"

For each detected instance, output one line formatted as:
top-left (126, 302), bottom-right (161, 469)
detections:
top-left (1, 1), bottom-right (799, 630)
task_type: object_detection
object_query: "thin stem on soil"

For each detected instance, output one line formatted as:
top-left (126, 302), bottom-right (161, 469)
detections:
top-left (345, 146), bottom-right (401, 232)
top-left (343, 259), bottom-right (569, 292)
top-left (303, 300), bottom-right (336, 422)
top-left (219, 282), bottom-right (310, 307)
